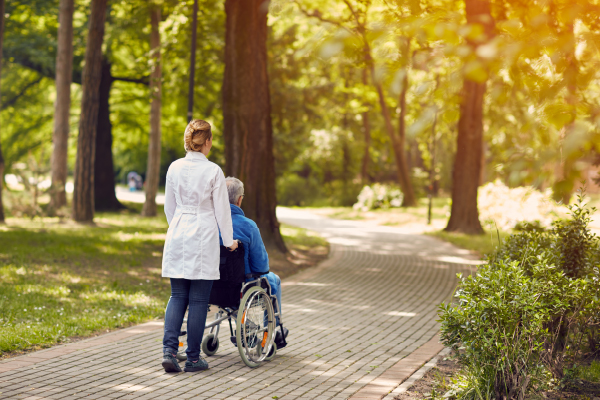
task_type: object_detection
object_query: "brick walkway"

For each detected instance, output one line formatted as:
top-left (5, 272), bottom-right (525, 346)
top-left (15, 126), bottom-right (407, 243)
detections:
top-left (0, 208), bottom-right (480, 400)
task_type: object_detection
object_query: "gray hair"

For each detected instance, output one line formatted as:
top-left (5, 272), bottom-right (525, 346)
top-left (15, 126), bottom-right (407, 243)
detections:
top-left (225, 177), bottom-right (244, 204)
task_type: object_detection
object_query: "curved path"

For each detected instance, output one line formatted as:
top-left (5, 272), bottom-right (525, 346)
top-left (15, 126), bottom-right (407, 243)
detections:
top-left (0, 208), bottom-right (480, 400)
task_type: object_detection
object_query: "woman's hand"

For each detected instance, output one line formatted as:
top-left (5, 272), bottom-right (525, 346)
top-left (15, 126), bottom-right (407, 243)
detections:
top-left (228, 240), bottom-right (239, 252)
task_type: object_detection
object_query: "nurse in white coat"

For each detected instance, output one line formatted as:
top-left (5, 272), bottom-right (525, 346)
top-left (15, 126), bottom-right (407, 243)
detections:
top-left (161, 119), bottom-right (238, 373)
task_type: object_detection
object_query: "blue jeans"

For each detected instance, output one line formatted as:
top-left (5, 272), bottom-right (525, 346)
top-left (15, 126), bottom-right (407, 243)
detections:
top-left (163, 279), bottom-right (213, 361)
top-left (265, 272), bottom-right (282, 326)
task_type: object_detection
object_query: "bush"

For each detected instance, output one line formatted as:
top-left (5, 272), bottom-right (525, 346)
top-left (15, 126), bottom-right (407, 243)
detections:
top-left (478, 180), bottom-right (561, 231)
top-left (440, 194), bottom-right (600, 399)
top-left (352, 183), bottom-right (403, 211)
top-left (276, 173), bottom-right (323, 207)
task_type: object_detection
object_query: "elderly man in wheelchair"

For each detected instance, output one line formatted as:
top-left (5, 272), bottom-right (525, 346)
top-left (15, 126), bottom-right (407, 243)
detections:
top-left (177, 177), bottom-right (288, 368)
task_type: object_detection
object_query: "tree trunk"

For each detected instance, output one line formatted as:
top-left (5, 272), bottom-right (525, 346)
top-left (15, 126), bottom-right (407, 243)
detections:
top-left (397, 68), bottom-right (417, 207)
top-left (0, 0), bottom-right (5, 223)
top-left (142, 5), bottom-right (162, 217)
top-left (94, 58), bottom-right (123, 211)
top-left (372, 76), bottom-right (417, 207)
top-left (223, 0), bottom-right (287, 253)
top-left (50, 0), bottom-right (75, 211)
top-left (553, 21), bottom-right (578, 204)
top-left (360, 68), bottom-right (371, 183)
top-left (445, 0), bottom-right (494, 234)
top-left (72, 0), bottom-right (108, 222)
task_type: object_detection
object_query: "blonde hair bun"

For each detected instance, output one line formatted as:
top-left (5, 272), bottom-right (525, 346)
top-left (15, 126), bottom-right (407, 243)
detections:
top-left (184, 119), bottom-right (213, 152)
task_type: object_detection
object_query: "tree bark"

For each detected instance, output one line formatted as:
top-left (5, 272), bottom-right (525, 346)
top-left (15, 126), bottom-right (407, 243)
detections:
top-left (50, 0), bottom-right (75, 211)
top-left (553, 21), bottom-right (578, 204)
top-left (94, 58), bottom-right (123, 211)
top-left (445, 0), bottom-right (494, 234)
top-left (223, 0), bottom-right (287, 253)
top-left (72, 0), bottom-right (108, 222)
top-left (372, 76), bottom-right (417, 207)
top-left (0, 0), bottom-right (5, 223)
top-left (360, 68), bottom-right (371, 183)
top-left (396, 67), bottom-right (417, 207)
top-left (142, 4), bottom-right (162, 217)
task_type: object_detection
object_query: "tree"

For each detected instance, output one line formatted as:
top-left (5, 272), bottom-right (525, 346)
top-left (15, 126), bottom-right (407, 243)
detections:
top-left (142, 3), bottom-right (162, 217)
top-left (49, 0), bottom-right (74, 212)
top-left (222, 0), bottom-right (286, 252)
top-left (72, 0), bottom-right (109, 222)
top-left (296, 0), bottom-right (418, 206)
top-left (0, 0), bottom-right (6, 223)
top-left (445, 0), bottom-right (494, 234)
top-left (360, 68), bottom-right (371, 182)
top-left (94, 58), bottom-right (126, 211)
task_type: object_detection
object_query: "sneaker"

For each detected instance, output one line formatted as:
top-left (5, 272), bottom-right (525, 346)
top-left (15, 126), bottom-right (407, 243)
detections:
top-left (162, 351), bottom-right (182, 373)
top-left (275, 327), bottom-right (289, 349)
top-left (184, 357), bottom-right (209, 372)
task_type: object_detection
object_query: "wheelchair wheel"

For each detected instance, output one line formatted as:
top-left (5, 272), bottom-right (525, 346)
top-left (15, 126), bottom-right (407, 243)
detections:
top-left (236, 286), bottom-right (276, 368)
top-left (176, 346), bottom-right (187, 361)
top-left (202, 334), bottom-right (219, 356)
top-left (264, 342), bottom-right (277, 361)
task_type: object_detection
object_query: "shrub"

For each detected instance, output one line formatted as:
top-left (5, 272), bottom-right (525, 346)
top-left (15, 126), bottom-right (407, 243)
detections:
top-left (352, 183), bottom-right (403, 211)
top-left (276, 173), bottom-right (323, 207)
top-left (440, 194), bottom-right (600, 399)
top-left (478, 180), bottom-right (561, 231)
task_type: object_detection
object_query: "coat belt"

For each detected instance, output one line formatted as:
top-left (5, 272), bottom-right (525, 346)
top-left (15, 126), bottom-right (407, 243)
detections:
top-left (179, 205), bottom-right (200, 215)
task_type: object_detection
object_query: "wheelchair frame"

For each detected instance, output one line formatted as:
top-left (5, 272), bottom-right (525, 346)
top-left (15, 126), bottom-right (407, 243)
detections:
top-left (178, 275), bottom-right (285, 368)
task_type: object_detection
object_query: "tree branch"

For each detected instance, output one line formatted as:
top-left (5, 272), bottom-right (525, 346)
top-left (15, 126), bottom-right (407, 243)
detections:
top-left (1, 77), bottom-right (43, 110)
top-left (112, 75), bottom-right (149, 86)
top-left (291, 0), bottom-right (355, 35)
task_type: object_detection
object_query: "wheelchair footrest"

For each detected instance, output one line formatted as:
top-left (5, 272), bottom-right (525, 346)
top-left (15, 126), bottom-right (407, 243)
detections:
top-left (230, 336), bottom-right (237, 347)
top-left (275, 327), bottom-right (288, 349)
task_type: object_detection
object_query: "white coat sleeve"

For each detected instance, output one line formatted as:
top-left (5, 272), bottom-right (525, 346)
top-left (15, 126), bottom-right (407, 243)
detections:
top-left (213, 169), bottom-right (234, 247)
top-left (164, 169), bottom-right (176, 225)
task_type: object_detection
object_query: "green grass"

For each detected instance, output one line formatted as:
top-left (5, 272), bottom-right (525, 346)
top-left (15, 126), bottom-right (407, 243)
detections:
top-left (575, 360), bottom-right (600, 382)
top-left (301, 197), bottom-right (451, 226)
top-left (0, 204), bottom-right (328, 357)
top-left (0, 204), bottom-right (171, 356)
top-left (427, 230), bottom-right (511, 258)
top-left (280, 224), bottom-right (329, 250)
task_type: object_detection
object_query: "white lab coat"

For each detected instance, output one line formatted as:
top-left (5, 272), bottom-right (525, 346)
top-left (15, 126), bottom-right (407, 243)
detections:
top-left (162, 152), bottom-right (234, 280)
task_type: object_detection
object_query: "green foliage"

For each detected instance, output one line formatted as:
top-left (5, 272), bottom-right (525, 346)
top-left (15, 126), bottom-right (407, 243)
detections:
top-left (277, 173), bottom-right (323, 207)
top-left (574, 361), bottom-right (600, 383)
top-left (439, 196), bottom-right (600, 398)
top-left (552, 194), bottom-right (598, 278)
top-left (3, 0), bottom-right (600, 208)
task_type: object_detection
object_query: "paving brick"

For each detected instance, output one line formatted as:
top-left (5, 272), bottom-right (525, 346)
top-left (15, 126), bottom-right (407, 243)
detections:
top-left (0, 210), bottom-right (477, 399)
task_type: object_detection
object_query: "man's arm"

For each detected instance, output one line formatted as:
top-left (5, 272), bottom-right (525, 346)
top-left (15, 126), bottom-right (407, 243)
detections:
top-left (248, 226), bottom-right (269, 274)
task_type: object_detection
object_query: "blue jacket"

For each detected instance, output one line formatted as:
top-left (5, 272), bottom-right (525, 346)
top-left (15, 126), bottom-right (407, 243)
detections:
top-left (220, 204), bottom-right (269, 278)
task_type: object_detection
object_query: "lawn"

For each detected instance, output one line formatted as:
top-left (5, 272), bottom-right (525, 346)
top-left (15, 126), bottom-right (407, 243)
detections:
top-left (426, 229), bottom-right (511, 258)
top-left (0, 203), bottom-right (328, 357)
top-left (299, 198), bottom-right (512, 258)
top-left (306, 197), bottom-right (451, 227)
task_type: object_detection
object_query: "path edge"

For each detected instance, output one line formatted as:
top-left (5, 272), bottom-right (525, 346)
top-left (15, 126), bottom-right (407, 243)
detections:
top-left (348, 333), bottom-right (445, 400)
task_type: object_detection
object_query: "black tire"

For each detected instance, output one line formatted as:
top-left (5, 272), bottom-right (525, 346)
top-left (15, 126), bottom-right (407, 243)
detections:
top-left (176, 346), bottom-right (188, 361)
top-left (202, 334), bottom-right (219, 356)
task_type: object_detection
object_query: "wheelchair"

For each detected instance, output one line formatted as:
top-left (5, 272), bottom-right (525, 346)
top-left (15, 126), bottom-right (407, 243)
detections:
top-left (177, 243), bottom-right (286, 368)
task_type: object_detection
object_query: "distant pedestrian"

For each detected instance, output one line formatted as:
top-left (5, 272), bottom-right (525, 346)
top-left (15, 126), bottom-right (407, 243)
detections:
top-left (161, 119), bottom-right (238, 373)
